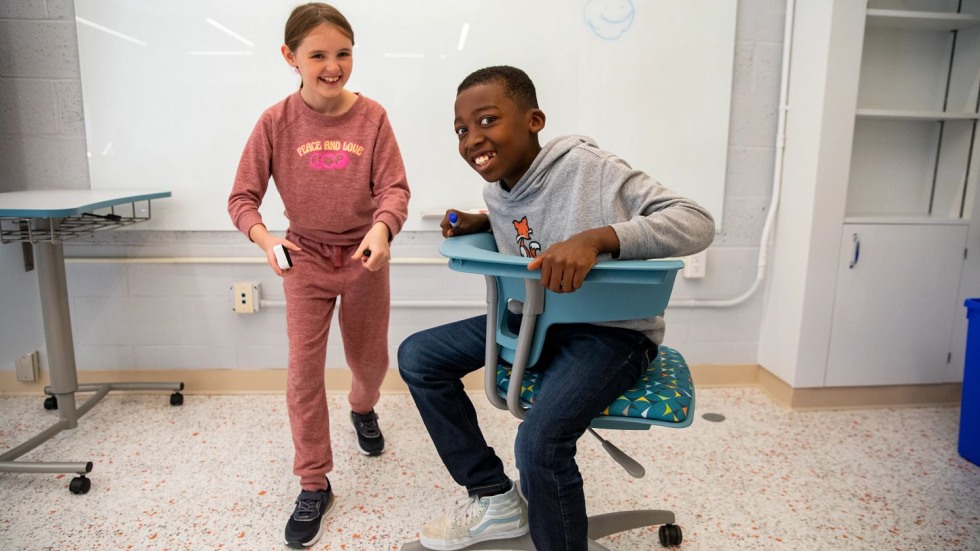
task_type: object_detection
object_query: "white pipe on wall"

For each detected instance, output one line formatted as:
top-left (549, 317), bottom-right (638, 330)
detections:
top-left (670, 0), bottom-right (795, 309)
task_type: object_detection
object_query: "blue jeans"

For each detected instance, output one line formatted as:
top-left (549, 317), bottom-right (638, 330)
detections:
top-left (398, 315), bottom-right (656, 551)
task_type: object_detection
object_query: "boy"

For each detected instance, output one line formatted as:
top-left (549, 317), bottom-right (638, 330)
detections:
top-left (398, 66), bottom-right (714, 550)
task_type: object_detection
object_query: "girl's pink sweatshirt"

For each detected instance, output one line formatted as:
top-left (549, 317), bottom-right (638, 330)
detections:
top-left (228, 92), bottom-right (410, 245)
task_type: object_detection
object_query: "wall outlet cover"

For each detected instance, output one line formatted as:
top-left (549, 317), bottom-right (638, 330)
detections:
top-left (15, 351), bottom-right (39, 382)
top-left (683, 251), bottom-right (707, 279)
top-left (232, 282), bottom-right (260, 314)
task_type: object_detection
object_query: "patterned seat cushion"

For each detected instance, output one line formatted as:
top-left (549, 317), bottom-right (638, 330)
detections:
top-left (495, 345), bottom-right (694, 424)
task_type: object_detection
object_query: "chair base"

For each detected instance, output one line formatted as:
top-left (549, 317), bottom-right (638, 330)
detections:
top-left (400, 509), bottom-right (678, 550)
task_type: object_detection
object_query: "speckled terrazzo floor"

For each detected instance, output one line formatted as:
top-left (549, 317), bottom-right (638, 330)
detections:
top-left (1, 387), bottom-right (978, 550)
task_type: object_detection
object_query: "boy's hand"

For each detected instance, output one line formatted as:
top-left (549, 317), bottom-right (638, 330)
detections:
top-left (441, 210), bottom-right (490, 238)
top-left (527, 237), bottom-right (598, 293)
top-left (353, 221), bottom-right (391, 272)
top-left (527, 227), bottom-right (620, 293)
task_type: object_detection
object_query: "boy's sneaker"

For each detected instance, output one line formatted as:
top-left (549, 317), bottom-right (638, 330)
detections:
top-left (284, 485), bottom-right (334, 548)
top-left (350, 409), bottom-right (385, 456)
top-left (420, 480), bottom-right (528, 551)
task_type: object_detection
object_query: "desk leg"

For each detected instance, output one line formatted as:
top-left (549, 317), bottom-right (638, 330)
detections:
top-left (35, 232), bottom-right (80, 428)
top-left (0, 222), bottom-right (91, 487)
top-left (1, 214), bottom-right (184, 494)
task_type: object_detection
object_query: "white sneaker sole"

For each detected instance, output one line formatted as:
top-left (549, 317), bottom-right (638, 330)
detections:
top-left (419, 525), bottom-right (529, 551)
top-left (355, 444), bottom-right (385, 456)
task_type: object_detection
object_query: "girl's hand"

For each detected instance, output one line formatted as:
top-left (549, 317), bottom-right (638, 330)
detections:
top-left (353, 222), bottom-right (391, 272)
top-left (250, 224), bottom-right (301, 277)
top-left (262, 239), bottom-right (301, 277)
top-left (441, 209), bottom-right (490, 238)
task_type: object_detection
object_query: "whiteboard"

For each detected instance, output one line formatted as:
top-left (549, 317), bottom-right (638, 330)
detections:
top-left (74, 0), bottom-right (735, 232)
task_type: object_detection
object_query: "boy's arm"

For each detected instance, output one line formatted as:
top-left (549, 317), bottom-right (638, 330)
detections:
top-left (607, 162), bottom-right (715, 260)
top-left (527, 156), bottom-right (715, 293)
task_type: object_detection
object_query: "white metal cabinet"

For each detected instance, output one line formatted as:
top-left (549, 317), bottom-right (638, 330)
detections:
top-left (760, 1), bottom-right (980, 389)
top-left (824, 3), bottom-right (978, 387)
top-left (825, 222), bottom-right (968, 386)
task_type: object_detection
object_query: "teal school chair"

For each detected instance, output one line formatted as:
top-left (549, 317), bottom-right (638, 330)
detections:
top-left (402, 232), bottom-right (694, 550)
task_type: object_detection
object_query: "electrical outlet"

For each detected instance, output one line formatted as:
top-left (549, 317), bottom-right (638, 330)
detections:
top-left (683, 251), bottom-right (707, 279)
top-left (232, 282), bottom-right (260, 314)
top-left (15, 351), bottom-right (39, 382)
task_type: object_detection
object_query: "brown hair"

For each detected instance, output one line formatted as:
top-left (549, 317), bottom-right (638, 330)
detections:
top-left (284, 3), bottom-right (354, 52)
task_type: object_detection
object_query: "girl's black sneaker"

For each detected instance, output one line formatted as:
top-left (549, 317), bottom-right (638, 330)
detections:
top-left (350, 409), bottom-right (385, 456)
top-left (284, 484), bottom-right (334, 548)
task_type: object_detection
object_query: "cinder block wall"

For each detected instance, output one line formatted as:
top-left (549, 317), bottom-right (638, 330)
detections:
top-left (0, 0), bottom-right (89, 193)
top-left (0, 0), bottom-right (88, 374)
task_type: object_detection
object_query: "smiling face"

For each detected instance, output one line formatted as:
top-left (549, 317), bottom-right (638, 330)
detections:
top-left (281, 23), bottom-right (353, 114)
top-left (453, 81), bottom-right (545, 190)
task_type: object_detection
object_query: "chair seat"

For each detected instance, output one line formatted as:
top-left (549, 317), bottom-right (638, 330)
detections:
top-left (496, 345), bottom-right (695, 429)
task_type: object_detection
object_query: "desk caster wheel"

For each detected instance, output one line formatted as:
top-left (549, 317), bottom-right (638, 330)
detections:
top-left (659, 524), bottom-right (682, 547)
top-left (170, 392), bottom-right (184, 406)
top-left (69, 476), bottom-right (91, 495)
top-left (43, 396), bottom-right (58, 410)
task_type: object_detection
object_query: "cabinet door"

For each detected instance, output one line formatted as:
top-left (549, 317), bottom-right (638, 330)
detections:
top-left (825, 223), bottom-right (967, 386)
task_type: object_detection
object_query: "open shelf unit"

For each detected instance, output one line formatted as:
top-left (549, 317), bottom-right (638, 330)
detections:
top-left (848, 4), bottom-right (980, 221)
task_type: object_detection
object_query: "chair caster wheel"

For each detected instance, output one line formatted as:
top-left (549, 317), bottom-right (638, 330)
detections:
top-left (169, 392), bottom-right (184, 406)
top-left (659, 523), bottom-right (682, 547)
top-left (69, 476), bottom-right (91, 495)
top-left (43, 396), bottom-right (58, 410)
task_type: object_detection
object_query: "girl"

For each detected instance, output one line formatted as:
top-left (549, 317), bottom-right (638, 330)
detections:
top-left (227, 3), bottom-right (410, 548)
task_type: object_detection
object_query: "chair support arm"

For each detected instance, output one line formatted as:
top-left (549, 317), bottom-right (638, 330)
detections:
top-left (503, 281), bottom-right (546, 419)
top-left (484, 275), bottom-right (507, 411)
top-left (484, 276), bottom-right (547, 420)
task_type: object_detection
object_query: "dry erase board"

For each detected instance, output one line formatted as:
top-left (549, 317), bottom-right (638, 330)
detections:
top-left (74, 0), bottom-right (736, 232)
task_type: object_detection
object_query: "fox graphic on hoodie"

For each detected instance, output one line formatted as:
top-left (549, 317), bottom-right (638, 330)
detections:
top-left (512, 216), bottom-right (541, 258)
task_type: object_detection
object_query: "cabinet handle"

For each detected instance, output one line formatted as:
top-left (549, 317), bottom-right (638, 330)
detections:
top-left (849, 233), bottom-right (860, 269)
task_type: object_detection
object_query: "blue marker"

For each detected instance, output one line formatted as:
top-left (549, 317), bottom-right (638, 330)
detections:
top-left (448, 212), bottom-right (460, 229)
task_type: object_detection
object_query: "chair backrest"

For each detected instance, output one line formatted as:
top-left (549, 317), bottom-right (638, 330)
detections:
top-left (440, 233), bottom-right (684, 417)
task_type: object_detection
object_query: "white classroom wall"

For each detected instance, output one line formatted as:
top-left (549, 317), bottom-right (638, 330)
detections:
top-left (0, 0), bottom-right (787, 377)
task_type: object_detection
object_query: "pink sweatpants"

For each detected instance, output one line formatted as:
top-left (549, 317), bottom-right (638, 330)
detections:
top-left (282, 230), bottom-right (390, 491)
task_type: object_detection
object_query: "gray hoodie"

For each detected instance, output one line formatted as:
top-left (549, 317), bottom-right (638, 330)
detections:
top-left (483, 135), bottom-right (715, 344)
